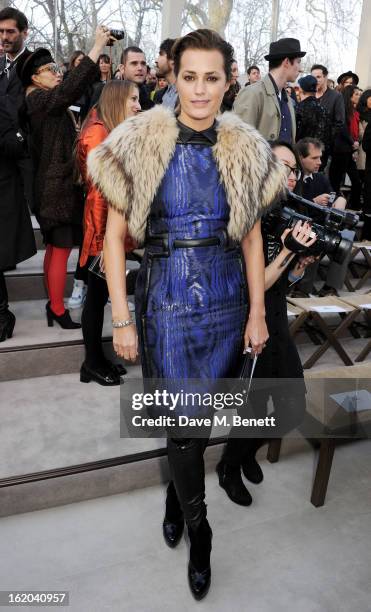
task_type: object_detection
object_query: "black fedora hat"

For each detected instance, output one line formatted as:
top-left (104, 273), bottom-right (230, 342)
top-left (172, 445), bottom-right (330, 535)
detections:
top-left (337, 70), bottom-right (359, 86)
top-left (264, 38), bottom-right (306, 61)
top-left (17, 47), bottom-right (55, 87)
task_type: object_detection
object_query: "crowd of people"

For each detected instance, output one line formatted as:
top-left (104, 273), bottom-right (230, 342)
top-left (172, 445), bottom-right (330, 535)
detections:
top-left (1, 7), bottom-right (371, 601)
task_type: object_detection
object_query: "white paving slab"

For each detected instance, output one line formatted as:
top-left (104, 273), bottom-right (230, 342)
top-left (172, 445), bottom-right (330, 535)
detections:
top-left (0, 439), bottom-right (370, 611)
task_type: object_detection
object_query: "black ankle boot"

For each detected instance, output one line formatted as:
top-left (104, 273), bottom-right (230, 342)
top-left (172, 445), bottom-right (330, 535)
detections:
top-left (241, 439), bottom-right (265, 484)
top-left (0, 276), bottom-right (15, 342)
top-left (162, 481), bottom-right (184, 548)
top-left (46, 302), bottom-right (81, 329)
top-left (188, 517), bottom-right (212, 601)
top-left (0, 307), bottom-right (16, 342)
top-left (216, 461), bottom-right (252, 506)
top-left (241, 454), bottom-right (264, 484)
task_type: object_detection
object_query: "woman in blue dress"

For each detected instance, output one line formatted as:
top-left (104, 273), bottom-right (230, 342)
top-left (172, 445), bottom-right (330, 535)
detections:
top-left (88, 29), bottom-right (286, 600)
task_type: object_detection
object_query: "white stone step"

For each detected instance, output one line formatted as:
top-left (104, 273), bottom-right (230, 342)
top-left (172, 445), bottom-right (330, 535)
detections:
top-left (6, 248), bottom-right (79, 277)
top-left (2, 299), bottom-right (105, 349)
top-left (0, 370), bottom-right (154, 481)
top-left (0, 299), bottom-right (136, 381)
top-left (0, 368), bottom-right (226, 517)
top-left (5, 248), bottom-right (140, 301)
top-left (0, 438), bottom-right (370, 611)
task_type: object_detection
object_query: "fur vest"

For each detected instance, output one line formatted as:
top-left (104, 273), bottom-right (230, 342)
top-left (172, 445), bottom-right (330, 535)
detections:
top-left (87, 105), bottom-right (286, 245)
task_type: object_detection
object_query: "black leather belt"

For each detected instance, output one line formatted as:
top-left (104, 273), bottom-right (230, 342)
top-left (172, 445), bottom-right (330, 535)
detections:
top-left (146, 236), bottom-right (221, 248)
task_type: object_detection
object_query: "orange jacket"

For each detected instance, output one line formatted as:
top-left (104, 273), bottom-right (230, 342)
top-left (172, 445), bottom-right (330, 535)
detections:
top-left (77, 109), bottom-right (136, 267)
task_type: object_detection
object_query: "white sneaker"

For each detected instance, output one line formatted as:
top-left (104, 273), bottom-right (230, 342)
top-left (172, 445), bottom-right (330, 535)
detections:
top-left (68, 280), bottom-right (87, 309)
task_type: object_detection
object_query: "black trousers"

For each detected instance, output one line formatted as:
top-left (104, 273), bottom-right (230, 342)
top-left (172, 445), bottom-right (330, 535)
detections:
top-left (167, 421), bottom-right (212, 530)
top-left (74, 247), bottom-right (89, 284)
top-left (329, 152), bottom-right (361, 209)
top-left (0, 271), bottom-right (9, 312)
top-left (81, 262), bottom-right (109, 368)
top-left (223, 389), bottom-right (306, 467)
top-left (362, 167), bottom-right (371, 239)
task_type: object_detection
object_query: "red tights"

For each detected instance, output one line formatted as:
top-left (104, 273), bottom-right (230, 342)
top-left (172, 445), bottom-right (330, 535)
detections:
top-left (43, 245), bottom-right (72, 316)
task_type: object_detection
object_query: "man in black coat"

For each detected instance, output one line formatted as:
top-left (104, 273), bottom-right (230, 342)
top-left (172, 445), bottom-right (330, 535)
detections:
top-left (0, 7), bottom-right (33, 210)
top-left (0, 8), bottom-right (31, 122)
top-left (296, 75), bottom-right (331, 152)
top-left (0, 95), bottom-right (36, 342)
top-left (311, 63), bottom-right (345, 170)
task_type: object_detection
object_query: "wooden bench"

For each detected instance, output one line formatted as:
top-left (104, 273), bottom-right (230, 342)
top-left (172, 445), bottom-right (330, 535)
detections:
top-left (267, 364), bottom-right (371, 507)
top-left (287, 296), bottom-right (360, 368)
top-left (338, 293), bottom-right (371, 362)
top-left (344, 241), bottom-right (371, 291)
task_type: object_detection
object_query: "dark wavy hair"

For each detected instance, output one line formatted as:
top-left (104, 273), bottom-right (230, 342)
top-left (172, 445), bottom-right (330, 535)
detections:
top-left (342, 85), bottom-right (361, 122)
top-left (357, 88), bottom-right (371, 121)
top-left (0, 7), bottom-right (28, 31)
top-left (97, 53), bottom-right (112, 80)
top-left (159, 38), bottom-right (176, 60)
top-left (311, 64), bottom-right (328, 76)
top-left (68, 50), bottom-right (85, 71)
top-left (172, 28), bottom-right (234, 81)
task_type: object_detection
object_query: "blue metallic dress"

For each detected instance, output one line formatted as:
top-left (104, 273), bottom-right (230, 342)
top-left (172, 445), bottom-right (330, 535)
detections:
top-left (135, 121), bottom-right (248, 383)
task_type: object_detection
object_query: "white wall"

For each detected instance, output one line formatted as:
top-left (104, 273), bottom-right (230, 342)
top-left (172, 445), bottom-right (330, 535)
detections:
top-left (161, 0), bottom-right (185, 40)
top-left (355, 0), bottom-right (371, 89)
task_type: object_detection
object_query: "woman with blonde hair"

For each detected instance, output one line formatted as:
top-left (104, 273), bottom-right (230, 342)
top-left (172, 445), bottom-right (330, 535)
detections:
top-left (78, 80), bottom-right (141, 385)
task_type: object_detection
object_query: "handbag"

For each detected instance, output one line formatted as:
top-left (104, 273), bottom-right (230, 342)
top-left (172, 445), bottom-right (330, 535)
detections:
top-left (88, 252), bottom-right (105, 279)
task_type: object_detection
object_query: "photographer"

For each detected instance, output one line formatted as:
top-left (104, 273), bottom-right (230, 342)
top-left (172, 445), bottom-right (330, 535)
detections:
top-left (217, 141), bottom-right (315, 506)
top-left (18, 26), bottom-right (110, 329)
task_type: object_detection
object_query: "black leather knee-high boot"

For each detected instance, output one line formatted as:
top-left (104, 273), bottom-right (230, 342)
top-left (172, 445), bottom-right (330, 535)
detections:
top-left (167, 435), bottom-right (212, 600)
top-left (162, 480), bottom-right (184, 548)
top-left (187, 515), bottom-right (212, 601)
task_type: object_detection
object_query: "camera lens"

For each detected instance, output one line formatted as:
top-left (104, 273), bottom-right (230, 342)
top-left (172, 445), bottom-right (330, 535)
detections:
top-left (110, 29), bottom-right (125, 41)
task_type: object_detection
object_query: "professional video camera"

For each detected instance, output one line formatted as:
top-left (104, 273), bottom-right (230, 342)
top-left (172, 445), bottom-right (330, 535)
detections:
top-left (262, 191), bottom-right (359, 264)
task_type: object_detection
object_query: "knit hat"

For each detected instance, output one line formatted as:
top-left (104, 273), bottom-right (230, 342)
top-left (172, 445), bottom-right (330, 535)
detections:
top-left (298, 75), bottom-right (317, 93)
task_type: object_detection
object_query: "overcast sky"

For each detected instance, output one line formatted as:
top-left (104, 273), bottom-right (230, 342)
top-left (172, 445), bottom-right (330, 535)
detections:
top-left (17, 0), bottom-right (363, 80)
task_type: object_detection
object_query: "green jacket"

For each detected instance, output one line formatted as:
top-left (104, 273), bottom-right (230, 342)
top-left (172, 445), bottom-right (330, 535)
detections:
top-left (233, 74), bottom-right (296, 142)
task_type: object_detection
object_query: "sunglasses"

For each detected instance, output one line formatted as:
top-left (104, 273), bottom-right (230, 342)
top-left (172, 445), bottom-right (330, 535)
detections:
top-left (283, 162), bottom-right (301, 181)
top-left (36, 63), bottom-right (62, 75)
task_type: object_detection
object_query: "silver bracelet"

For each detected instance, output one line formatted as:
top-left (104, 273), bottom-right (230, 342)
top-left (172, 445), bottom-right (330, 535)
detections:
top-left (112, 319), bottom-right (134, 328)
